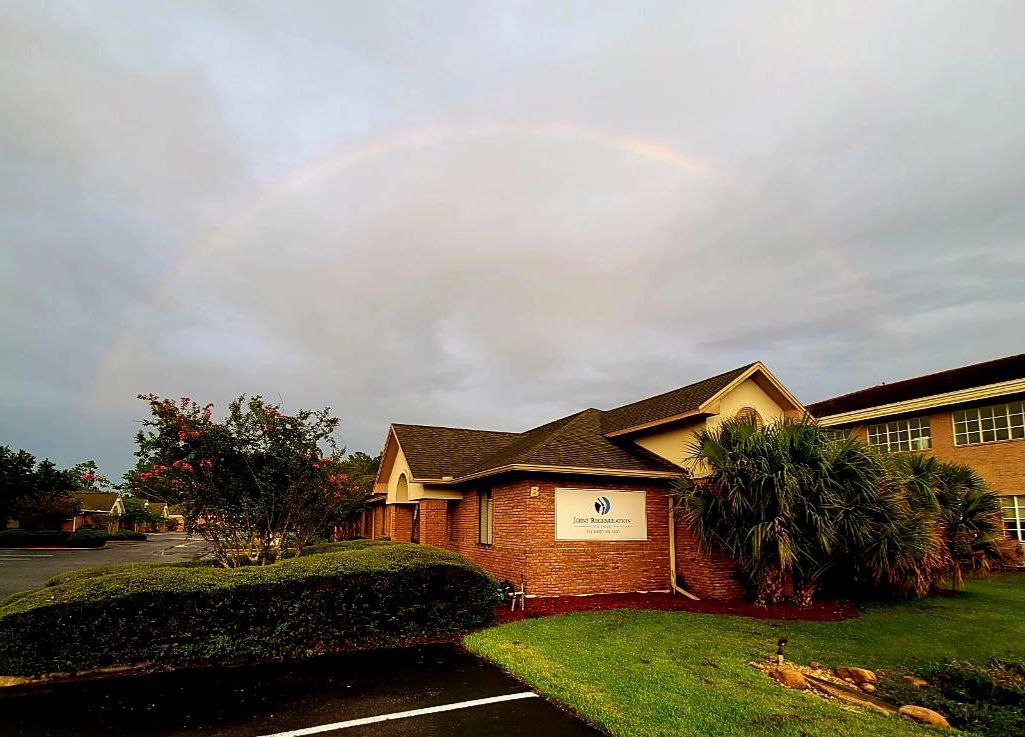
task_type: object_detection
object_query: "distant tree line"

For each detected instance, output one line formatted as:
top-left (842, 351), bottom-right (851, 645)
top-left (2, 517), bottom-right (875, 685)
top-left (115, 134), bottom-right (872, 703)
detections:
top-left (0, 449), bottom-right (105, 530)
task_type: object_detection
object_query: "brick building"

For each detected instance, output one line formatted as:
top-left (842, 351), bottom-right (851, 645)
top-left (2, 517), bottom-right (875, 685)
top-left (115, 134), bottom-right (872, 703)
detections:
top-left (807, 353), bottom-right (1025, 546)
top-left (364, 362), bottom-right (805, 599)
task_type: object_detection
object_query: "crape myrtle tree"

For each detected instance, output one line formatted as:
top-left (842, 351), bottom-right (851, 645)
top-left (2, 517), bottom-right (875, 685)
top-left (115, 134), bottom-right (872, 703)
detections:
top-left (127, 394), bottom-right (368, 566)
top-left (673, 417), bottom-right (1012, 606)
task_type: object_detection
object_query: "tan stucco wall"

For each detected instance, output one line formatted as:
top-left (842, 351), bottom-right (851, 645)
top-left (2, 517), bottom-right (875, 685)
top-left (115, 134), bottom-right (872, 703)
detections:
top-left (383, 444), bottom-right (424, 503)
top-left (634, 419), bottom-right (705, 470)
top-left (707, 376), bottom-right (789, 433)
top-left (410, 484), bottom-right (463, 501)
top-left (380, 435), bottom-right (466, 502)
top-left (633, 376), bottom-right (792, 475)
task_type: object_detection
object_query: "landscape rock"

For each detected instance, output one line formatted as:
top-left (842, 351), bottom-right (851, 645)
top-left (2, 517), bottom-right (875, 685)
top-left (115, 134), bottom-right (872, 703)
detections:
top-left (809, 660), bottom-right (821, 669)
top-left (901, 675), bottom-right (929, 688)
top-left (898, 705), bottom-right (949, 727)
top-left (860, 683), bottom-right (876, 693)
top-left (835, 666), bottom-right (877, 684)
top-left (767, 665), bottom-right (808, 690)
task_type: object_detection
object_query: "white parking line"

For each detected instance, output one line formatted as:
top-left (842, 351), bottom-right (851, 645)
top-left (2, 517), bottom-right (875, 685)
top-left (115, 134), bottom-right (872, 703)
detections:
top-left (253, 691), bottom-right (539, 737)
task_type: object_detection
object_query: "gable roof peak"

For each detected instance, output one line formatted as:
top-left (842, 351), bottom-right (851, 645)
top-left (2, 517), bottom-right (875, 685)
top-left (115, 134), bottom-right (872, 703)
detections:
top-left (600, 362), bottom-right (760, 435)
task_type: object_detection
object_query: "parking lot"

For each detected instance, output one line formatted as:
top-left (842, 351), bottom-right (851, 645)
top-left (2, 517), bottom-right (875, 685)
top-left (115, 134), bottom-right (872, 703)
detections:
top-left (0, 533), bottom-right (210, 598)
top-left (1, 645), bottom-right (600, 737)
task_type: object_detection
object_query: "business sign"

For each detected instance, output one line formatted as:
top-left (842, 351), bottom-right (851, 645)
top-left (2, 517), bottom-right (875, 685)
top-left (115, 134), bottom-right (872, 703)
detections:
top-left (554, 488), bottom-right (647, 541)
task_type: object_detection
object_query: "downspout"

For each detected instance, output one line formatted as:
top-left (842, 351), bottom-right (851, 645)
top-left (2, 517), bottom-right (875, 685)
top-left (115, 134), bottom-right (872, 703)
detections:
top-left (668, 508), bottom-right (699, 600)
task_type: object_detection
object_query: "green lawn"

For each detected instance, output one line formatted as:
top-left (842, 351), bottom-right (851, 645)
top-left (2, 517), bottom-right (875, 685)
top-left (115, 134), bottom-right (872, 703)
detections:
top-left (465, 574), bottom-right (1025, 737)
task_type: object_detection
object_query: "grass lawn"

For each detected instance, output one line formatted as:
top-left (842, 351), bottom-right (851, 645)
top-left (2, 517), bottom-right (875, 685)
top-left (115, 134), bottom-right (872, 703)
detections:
top-left (465, 573), bottom-right (1025, 737)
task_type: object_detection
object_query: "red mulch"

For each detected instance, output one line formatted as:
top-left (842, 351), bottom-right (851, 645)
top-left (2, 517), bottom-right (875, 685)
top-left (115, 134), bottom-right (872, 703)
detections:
top-left (494, 592), bottom-right (857, 624)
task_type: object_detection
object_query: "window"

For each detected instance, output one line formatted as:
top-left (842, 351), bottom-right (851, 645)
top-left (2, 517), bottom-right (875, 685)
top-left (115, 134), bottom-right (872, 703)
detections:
top-left (822, 428), bottom-right (850, 443)
top-left (953, 401), bottom-right (1025, 446)
top-left (734, 407), bottom-right (764, 429)
top-left (477, 489), bottom-right (493, 545)
top-left (1001, 495), bottom-right (1025, 543)
top-left (867, 417), bottom-right (931, 452)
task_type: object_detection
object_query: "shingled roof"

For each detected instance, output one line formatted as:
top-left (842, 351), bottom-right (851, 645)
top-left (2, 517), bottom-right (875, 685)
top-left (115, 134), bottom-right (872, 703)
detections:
top-left (807, 353), bottom-right (1025, 418)
top-left (73, 491), bottom-right (120, 512)
top-left (390, 424), bottom-right (520, 479)
top-left (470, 409), bottom-right (679, 476)
top-left (389, 364), bottom-right (768, 481)
top-left (600, 363), bottom-right (755, 434)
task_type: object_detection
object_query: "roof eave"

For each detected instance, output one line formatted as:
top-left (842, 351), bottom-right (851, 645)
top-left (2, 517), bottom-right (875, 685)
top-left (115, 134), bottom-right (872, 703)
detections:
top-left (603, 408), bottom-right (710, 437)
top-left (814, 377), bottom-right (1025, 426)
top-left (432, 463), bottom-right (683, 485)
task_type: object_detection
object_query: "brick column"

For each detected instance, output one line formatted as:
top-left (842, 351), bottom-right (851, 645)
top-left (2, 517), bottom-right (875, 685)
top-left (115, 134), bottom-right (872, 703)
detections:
top-left (418, 499), bottom-right (449, 549)
top-left (388, 504), bottom-right (413, 542)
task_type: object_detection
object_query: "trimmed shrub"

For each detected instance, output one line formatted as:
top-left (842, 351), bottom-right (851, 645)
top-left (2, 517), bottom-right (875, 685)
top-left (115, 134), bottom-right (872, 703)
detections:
top-left (0, 530), bottom-right (64, 547)
top-left (300, 539), bottom-right (393, 556)
top-left (107, 529), bottom-right (147, 541)
top-left (68, 529), bottom-right (109, 548)
top-left (0, 542), bottom-right (496, 675)
top-left (0, 529), bottom-right (107, 548)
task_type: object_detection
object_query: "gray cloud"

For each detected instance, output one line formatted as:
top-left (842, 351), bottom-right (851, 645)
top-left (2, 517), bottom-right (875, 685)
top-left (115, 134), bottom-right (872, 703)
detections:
top-left (2, 1), bottom-right (1024, 476)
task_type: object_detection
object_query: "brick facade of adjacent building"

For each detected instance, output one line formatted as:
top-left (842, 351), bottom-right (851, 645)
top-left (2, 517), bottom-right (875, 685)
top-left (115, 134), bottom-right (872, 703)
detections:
top-left (843, 404), bottom-right (1025, 497)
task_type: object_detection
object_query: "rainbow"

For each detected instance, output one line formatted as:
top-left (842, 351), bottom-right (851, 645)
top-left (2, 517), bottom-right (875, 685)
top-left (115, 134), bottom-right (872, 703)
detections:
top-left (92, 121), bottom-right (874, 399)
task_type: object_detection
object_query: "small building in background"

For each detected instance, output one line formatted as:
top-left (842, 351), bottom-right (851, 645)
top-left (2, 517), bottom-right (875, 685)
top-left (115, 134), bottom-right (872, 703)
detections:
top-left (807, 353), bottom-right (1025, 546)
top-left (64, 491), bottom-right (124, 532)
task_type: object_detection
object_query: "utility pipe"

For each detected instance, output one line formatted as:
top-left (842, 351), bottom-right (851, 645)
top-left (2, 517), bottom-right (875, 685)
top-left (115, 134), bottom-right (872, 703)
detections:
top-left (668, 509), bottom-right (700, 600)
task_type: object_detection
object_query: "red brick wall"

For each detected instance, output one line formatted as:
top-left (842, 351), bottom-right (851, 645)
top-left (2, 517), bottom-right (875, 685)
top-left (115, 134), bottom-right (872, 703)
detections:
top-left (418, 499), bottom-right (449, 547)
top-left (845, 408), bottom-right (1025, 496)
top-left (423, 477), bottom-right (673, 597)
top-left (384, 478), bottom-right (746, 599)
top-left (388, 504), bottom-right (413, 542)
top-left (673, 520), bottom-right (745, 599)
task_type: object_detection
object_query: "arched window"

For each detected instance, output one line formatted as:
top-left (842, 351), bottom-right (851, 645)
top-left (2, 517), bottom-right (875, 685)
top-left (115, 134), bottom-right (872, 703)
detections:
top-left (735, 406), bottom-right (764, 429)
top-left (395, 473), bottom-right (409, 503)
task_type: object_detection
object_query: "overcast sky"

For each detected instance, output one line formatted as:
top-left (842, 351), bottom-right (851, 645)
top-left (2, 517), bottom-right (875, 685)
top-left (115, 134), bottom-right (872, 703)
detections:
top-left (2, 1), bottom-right (1024, 477)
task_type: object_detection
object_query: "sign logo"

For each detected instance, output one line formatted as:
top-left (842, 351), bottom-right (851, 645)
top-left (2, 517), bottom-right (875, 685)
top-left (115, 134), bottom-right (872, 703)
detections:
top-left (593, 496), bottom-right (612, 515)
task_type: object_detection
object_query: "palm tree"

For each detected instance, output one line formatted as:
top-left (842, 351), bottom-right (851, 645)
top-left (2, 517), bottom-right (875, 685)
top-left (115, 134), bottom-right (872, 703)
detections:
top-left (933, 461), bottom-right (1008, 589)
top-left (673, 417), bottom-right (982, 604)
top-left (676, 418), bottom-right (838, 605)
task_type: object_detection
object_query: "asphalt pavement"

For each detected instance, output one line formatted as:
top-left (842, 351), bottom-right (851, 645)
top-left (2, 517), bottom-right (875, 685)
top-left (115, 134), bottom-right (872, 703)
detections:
top-left (1, 645), bottom-right (601, 737)
top-left (0, 533), bottom-right (210, 598)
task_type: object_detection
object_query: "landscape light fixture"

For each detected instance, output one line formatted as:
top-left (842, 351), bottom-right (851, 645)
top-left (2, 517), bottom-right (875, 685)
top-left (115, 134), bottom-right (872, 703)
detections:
top-left (776, 638), bottom-right (788, 665)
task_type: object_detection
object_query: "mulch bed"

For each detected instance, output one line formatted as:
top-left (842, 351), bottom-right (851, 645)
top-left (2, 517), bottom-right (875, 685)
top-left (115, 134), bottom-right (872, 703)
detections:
top-left (494, 592), bottom-right (857, 624)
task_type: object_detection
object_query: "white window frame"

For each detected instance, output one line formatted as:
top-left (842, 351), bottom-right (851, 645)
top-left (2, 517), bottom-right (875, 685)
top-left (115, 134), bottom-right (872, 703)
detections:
top-left (1001, 495), bottom-right (1025, 543)
top-left (866, 416), bottom-right (932, 453)
top-left (952, 401), bottom-right (1025, 446)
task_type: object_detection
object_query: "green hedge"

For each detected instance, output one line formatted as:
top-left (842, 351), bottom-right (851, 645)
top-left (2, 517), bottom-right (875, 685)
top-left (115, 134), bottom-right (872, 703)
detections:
top-left (0, 542), bottom-right (496, 676)
top-left (107, 530), bottom-right (147, 541)
top-left (0, 529), bottom-right (107, 548)
top-left (300, 539), bottom-right (394, 556)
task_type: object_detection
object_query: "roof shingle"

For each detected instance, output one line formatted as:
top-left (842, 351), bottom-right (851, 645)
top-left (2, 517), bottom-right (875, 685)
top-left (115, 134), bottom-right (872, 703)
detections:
top-left (390, 365), bottom-right (765, 480)
top-left (600, 363), bottom-right (755, 434)
top-left (390, 424), bottom-right (519, 479)
top-left (73, 491), bottom-right (119, 512)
